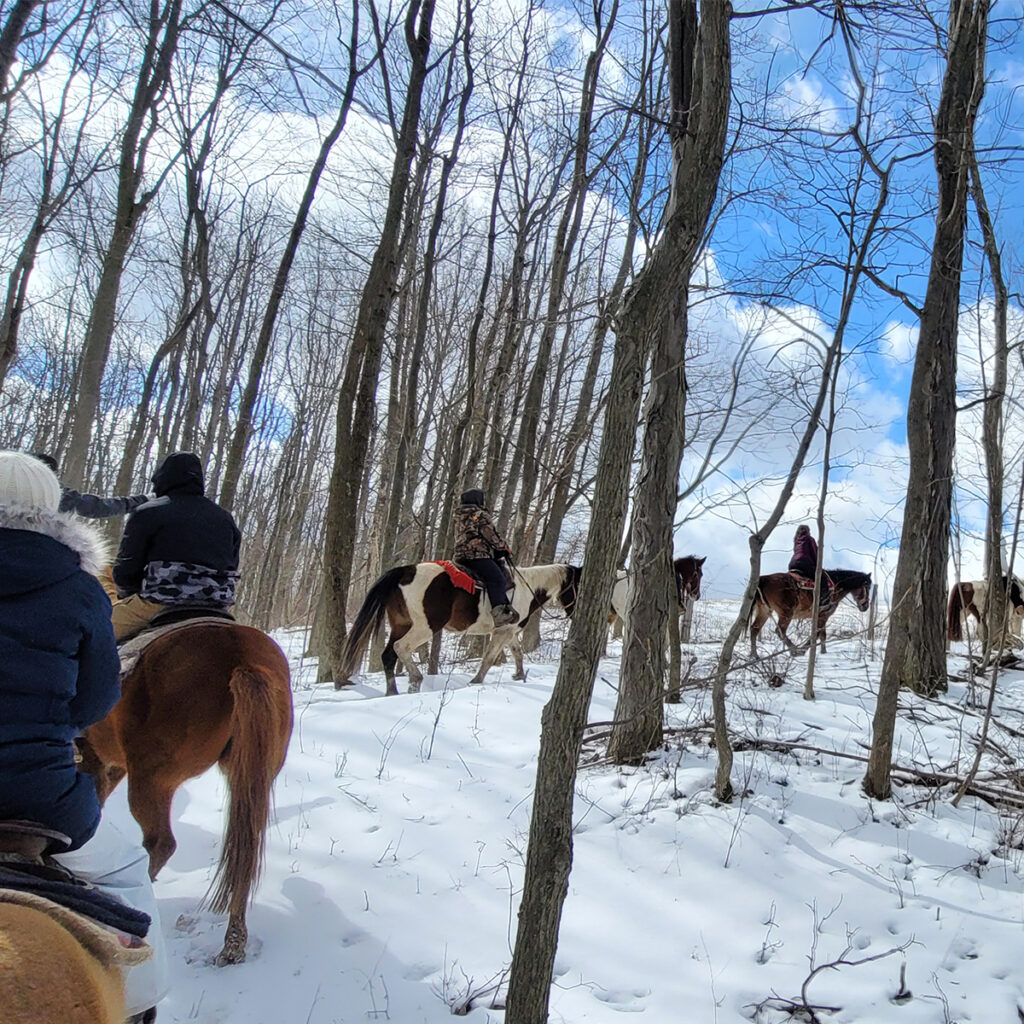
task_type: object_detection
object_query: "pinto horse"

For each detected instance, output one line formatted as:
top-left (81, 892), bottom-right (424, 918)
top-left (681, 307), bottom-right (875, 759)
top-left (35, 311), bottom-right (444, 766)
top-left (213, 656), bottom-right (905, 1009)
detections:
top-left (947, 577), bottom-right (1024, 644)
top-left (78, 623), bottom-right (293, 966)
top-left (338, 562), bottom-right (581, 694)
top-left (609, 555), bottom-right (705, 635)
top-left (750, 569), bottom-right (872, 656)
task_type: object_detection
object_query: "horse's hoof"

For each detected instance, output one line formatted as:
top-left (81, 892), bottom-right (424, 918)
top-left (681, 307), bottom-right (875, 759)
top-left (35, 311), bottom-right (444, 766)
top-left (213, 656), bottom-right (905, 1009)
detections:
top-left (511, 672), bottom-right (526, 681)
top-left (215, 946), bottom-right (246, 966)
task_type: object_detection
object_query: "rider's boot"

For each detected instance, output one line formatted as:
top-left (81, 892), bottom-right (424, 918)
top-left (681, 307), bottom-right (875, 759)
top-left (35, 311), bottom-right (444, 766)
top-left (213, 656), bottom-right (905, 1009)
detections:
top-left (491, 604), bottom-right (519, 627)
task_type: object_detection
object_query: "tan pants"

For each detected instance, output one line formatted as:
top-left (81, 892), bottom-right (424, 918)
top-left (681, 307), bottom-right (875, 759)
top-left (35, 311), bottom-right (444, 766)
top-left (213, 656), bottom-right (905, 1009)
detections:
top-left (111, 595), bottom-right (166, 643)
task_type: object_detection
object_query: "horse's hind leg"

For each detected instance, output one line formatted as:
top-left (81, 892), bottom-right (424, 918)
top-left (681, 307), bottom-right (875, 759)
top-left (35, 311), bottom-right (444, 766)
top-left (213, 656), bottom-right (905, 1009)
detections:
top-left (126, 771), bottom-right (177, 879)
top-left (750, 602), bottom-right (770, 656)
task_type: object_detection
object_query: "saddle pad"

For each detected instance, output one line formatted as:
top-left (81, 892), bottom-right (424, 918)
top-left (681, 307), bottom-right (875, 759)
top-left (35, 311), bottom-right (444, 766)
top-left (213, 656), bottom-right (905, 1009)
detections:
top-left (0, 863), bottom-right (151, 939)
top-left (0, 888), bottom-right (152, 967)
top-left (119, 616), bottom-right (238, 677)
top-left (789, 572), bottom-right (816, 589)
top-left (433, 560), bottom-right (477, 594)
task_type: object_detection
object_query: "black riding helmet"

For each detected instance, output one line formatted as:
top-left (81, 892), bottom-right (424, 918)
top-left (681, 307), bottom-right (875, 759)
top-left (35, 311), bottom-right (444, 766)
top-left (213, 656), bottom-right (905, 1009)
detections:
top-left (460, 488), bottom-right (486, 508)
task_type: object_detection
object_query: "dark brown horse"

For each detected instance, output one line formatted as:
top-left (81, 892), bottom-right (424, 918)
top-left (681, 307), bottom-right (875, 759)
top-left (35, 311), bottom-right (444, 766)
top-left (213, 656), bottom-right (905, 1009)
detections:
top-left (750, 569), bottom-right (872, 655)
top-left (609, 555), bottom-right (706, 635)
top-left (946, 577), bottom-right (1024, 643)
top-left (338, 562), bottom-right (581, 694)
top-left (78, 623), bottom-right (293, 966)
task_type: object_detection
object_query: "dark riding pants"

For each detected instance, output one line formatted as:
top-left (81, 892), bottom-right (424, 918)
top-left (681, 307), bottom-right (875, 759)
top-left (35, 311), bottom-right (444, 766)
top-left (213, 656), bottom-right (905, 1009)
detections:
top-left (462, 558), bottom-right (509, 608)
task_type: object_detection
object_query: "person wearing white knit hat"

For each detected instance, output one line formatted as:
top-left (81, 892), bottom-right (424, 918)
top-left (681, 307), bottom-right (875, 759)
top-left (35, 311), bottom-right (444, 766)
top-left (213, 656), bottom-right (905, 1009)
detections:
top-left (0, 448), bottom-right (168, 1021)
top-left (0, 450), bottom-right (62, 511)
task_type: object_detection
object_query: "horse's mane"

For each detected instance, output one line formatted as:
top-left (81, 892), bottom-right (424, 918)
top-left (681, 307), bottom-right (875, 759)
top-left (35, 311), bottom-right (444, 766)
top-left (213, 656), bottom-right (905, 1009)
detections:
top-left (825, 568), bottom-right (871, 589)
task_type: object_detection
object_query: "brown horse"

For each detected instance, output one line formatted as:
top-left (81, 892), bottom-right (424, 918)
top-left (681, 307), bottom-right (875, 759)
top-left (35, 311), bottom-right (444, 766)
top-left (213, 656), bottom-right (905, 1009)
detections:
top-left (750, 569), bottom-right (872, 655)
top-left (609, 555), bottom-right (706, 634)
top-left (946, 577), bottom-right (1024, 643)
top-left (78, 623), bottom-right (293, 966)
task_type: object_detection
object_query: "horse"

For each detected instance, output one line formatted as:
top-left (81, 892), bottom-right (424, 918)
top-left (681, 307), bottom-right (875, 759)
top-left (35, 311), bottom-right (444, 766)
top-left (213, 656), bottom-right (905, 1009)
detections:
top-left (947, 576), bottom-right (1024, 644)
top-left (77, 623), bottom-right (294, 966)
top-left (0, 821), bottom-right (152, 1024)
top-left (609, 555), bottom-right (705, 636)
top-left (0, 899), bottom-right (127, 1023)
top-left (338, 562), bottom-right (581, 694)
top-left (750, 568), bottom-right (872, 656)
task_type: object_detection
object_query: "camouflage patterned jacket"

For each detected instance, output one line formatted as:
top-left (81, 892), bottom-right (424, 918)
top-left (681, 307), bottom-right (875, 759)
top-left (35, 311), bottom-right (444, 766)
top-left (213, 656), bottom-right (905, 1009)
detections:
top-left (454, 504), bottom-right (510, 561)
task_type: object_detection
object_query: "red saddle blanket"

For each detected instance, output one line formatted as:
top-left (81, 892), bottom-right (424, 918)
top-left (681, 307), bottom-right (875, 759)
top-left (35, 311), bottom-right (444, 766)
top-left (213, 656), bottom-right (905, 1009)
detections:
top-left (433, 560), bottom-right (477, 594)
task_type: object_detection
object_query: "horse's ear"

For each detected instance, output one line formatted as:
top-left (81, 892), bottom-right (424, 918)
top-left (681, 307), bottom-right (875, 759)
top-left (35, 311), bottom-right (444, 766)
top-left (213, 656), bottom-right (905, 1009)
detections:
top-left (697, 556), bottom-right (706, 566)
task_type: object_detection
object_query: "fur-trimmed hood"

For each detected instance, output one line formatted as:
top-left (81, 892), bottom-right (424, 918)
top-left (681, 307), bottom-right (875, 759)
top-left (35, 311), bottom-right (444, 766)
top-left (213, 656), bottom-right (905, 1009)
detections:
top-left (0, 504), bottom-right (108, 594)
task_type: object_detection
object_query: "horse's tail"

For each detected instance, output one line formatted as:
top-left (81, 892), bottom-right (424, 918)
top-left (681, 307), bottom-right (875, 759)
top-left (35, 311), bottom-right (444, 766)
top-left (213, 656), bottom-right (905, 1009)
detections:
top-left (208, 657), bottom-right (293, 917)
top-left (947, 584), bottom-right (966, 642)
top-left (338, 566), bottom-right (410, 682)
top-left (747, 577), bottom-right (768, 624)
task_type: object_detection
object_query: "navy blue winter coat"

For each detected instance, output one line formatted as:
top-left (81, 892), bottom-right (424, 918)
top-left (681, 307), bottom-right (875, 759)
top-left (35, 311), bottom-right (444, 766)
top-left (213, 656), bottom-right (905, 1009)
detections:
top-left (0, 508), bottom-right (120, 850)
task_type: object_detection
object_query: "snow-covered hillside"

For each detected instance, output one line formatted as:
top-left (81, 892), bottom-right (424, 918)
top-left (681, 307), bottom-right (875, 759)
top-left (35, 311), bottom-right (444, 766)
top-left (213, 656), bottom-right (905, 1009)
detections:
top-left (129, 611), bottom-right (1024, 1023)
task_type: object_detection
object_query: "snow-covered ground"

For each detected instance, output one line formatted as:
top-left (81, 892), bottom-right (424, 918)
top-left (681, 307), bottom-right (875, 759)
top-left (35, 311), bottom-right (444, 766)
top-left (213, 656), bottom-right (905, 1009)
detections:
top-left (128, 603), bottom-right (1024, 1023)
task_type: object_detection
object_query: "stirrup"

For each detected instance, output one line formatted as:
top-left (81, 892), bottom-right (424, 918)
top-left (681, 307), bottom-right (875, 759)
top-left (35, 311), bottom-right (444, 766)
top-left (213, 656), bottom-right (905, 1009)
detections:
top-left (0, 820), bottom-right (72, 858)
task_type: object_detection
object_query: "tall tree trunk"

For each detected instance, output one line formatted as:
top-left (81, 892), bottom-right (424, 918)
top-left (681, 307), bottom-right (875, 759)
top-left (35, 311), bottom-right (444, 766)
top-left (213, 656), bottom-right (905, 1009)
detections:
top-left (64, 0), bottom-right (184, 486)
top-left (504, 227), bottom-right (648, 1024)
top-left (322, 0), bottom-right (437, 682)
top-left (609, 0), bottom-right (731, 766)
top-left (865, 0), bottom-right (989, 798)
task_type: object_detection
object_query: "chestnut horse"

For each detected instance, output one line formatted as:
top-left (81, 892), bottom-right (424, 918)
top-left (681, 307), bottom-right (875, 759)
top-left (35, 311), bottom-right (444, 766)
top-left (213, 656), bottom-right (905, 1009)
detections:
top-left (610, 555), bottom-right (706, 635)
top-left (78, 623), bottom-right (293, 966)
top-left (338, 562), bottom-right (581, 694)
top-left (946, 577), bottom-right (1024, 643)
top-left (750, 569), bottom-right (872, 655)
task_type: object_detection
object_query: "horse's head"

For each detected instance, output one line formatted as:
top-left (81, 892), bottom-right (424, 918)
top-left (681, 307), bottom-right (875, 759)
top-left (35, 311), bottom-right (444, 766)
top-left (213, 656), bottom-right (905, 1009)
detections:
top-left (558, 565), bottom-right (582, 616)
top-left (674, 555), bottom-right (705, 602)
top-left (851, 573), bottom-right (872, 611)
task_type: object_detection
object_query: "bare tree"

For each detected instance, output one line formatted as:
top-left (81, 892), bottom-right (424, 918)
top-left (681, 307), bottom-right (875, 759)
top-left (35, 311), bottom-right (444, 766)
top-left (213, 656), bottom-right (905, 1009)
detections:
top-left (608, 0), bottom-right (731, 765)
top-left (63, 0), bottom-right (186, 486)
top-left (322, 0), bottom-right (438, 681)
top-left (865, 0), bottom-right (989, 799)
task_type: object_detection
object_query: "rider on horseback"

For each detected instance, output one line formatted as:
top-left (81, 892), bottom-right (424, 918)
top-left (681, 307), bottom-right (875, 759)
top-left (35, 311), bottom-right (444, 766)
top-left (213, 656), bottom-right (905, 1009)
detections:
top-left (789, 524), bottom-right (829, 608)
top-left (111, 452), bottom-right (240, 642)
top-left (0, 451), bottom-right (168, 1021)
top-left (454, 488), bottom-right (519, 627)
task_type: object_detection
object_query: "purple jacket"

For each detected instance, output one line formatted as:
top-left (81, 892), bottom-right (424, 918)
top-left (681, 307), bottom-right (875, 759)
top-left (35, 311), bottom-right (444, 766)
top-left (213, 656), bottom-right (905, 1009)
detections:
top-left (789, 533), bottom-right (818, 570)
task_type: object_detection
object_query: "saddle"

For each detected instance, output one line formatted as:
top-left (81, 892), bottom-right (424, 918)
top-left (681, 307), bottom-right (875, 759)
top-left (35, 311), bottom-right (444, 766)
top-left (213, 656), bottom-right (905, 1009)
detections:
top-left (0, 821), bottom-right (151, 942)
top-left (118, 610), bottom-right (237, 677)
top-left (789, 571), bottom-right (834, 606)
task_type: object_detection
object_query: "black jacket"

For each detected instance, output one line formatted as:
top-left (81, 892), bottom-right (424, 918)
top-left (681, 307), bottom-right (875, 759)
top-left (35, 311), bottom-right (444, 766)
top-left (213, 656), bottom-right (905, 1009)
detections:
top-left (59, 488), bottom-right (148, 519)
top-left (112, 453), bottom-right (240, 597)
